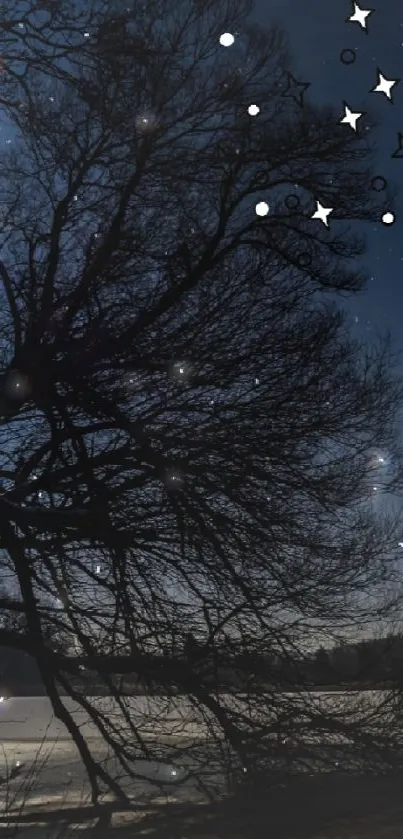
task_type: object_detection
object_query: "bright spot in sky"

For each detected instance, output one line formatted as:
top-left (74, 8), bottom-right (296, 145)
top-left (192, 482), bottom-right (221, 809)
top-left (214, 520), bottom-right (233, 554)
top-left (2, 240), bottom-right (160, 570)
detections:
top-left (368, 449), bottom-right (388, 470)
top-left (248, 104), bottom-right (260, 116)
top-left (219, 32), bottom-right (235, 46)
top-left (124, 371), bottom-right (140, 391)
top-left (5, 370), bottom-right (31, 400)
top-left (398, 542), bottom-right (403, 548)
top-left (382, 211), bottom-right (395, 225)
top-left (256, 201), bottom-right (269, 216)
top-left (373, 486), bottom-right (378, 491)
top-left (171, 361), bottom-right (190, 382)
top-left (135, 111), bottom-right (158, 133)
top-left (95, 565), bottom-right (101, 575)
top-left (165, 469), bottom-right (183, 488)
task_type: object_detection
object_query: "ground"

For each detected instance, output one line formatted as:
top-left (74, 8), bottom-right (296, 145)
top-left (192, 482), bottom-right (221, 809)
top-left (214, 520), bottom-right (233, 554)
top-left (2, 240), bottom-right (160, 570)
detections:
top-left (1, 695), bottom-right (403, 837)
top-left (3, 769), bottom-right (403, 838)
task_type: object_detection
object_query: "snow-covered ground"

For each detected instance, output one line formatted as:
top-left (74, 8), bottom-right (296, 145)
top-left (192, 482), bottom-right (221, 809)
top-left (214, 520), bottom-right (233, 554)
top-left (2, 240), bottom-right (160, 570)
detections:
top-left (0, 697), bottom-right (227, 824)
top-left (0, 695), bottom-right (207, 740)
top-left (0, 736), bottom-right (224, 838)
top-left (0, 692), bottom-right (401, 838)
top-left (0, 691), bottom-right (395, 742)
top-left (2, 737), bottom-right (403, 839)
top-left (0, 738), bottom-right (202, 803)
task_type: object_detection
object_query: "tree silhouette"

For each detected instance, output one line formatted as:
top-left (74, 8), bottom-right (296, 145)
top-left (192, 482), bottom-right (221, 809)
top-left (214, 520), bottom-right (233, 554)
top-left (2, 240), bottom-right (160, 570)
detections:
top-left (0, 0), bottom-right (403, 806)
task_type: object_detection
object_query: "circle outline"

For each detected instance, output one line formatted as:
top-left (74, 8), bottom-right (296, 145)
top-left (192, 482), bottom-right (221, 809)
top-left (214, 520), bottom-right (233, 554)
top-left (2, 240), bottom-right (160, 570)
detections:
top-left (285, 194), bottom-right (301, 210)
top-left (371, 176), bottom-right (387, 192)
top-left (340, 49), bottom-right (356, 65)
top-left (255, 170), bottom-right (270, 187)
top-left (296, 252), bottom-right (312, 268)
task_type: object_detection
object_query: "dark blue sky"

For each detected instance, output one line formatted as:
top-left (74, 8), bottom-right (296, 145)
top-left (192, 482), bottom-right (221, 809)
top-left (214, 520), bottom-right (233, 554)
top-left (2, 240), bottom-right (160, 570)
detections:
top-left (252, 0), bottom-right (403, 355)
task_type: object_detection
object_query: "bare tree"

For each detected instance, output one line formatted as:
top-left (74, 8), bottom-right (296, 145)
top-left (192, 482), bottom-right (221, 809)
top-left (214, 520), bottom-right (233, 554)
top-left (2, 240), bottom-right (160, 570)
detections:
top-left (0, 0), bottom-right (403, 809)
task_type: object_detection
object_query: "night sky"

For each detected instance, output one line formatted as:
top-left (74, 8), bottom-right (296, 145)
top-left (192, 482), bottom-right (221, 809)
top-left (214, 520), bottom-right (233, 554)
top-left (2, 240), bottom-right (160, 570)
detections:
top-left (251, 0), bottom-right (403, 356)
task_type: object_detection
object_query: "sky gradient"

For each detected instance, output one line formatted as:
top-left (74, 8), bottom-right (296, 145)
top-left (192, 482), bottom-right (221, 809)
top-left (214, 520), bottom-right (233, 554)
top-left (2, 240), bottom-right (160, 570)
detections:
top-left (251, 0), bottom-right (403, 355)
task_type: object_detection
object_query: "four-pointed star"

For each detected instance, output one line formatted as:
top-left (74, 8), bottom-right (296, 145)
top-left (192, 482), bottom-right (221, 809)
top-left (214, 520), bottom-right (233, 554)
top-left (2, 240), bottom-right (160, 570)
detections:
top-left (346, 2), bottom-right (373, 32)
top-left (281, 71), bottom-right (311, 107)
top-left (370, 68), bottom-right (400, 102)
top-left (340, 102), bottom-right (364, 131)
top-left (311, 201), bottom-right (334, 228)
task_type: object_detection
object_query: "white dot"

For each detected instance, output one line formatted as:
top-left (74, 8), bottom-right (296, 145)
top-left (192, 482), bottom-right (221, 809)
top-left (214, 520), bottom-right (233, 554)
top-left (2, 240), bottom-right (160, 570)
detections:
top-left (248, 104), bottom-right (260, 116)
top-left (219, 32), bottom-right (235, 47)
top-left (135, 111), bottom-right (158, 133)
top-left (382, 211), bottom-right (395, 225)
top-left (255, 201), bottom-right (269, 216)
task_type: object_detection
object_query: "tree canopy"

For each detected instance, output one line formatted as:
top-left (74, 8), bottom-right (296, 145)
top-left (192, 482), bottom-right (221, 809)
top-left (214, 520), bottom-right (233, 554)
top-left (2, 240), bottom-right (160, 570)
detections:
top-left (1, 0), bottom-right (403, 803)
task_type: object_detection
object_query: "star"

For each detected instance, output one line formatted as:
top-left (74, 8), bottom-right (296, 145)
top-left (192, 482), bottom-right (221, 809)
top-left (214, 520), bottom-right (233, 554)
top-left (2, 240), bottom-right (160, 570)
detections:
top-left (340, 102), bottom-right (363, 131)
top-left (281, 71), bottom-right (311, 107)
top-left (347, 2), bottom-right (373, 31)
top-left (311, 200), bottom-right (333, 228)
top-left (391, 131), bottom-right (403, 159)
top-left (370, 68), bottom-right (400, 102)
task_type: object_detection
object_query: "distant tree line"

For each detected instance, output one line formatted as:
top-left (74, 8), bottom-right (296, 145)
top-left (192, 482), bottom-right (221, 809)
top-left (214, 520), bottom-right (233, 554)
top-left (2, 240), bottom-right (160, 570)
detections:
top-left (307, 634), bottom-right (403, 687)
top-left (2, 632), bottom-right (403, 694)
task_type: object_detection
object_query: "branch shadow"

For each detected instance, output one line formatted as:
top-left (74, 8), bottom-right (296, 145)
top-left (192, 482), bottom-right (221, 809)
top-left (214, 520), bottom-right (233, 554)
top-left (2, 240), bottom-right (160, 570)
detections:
top-left (3, 770), bottom-right (403, 839)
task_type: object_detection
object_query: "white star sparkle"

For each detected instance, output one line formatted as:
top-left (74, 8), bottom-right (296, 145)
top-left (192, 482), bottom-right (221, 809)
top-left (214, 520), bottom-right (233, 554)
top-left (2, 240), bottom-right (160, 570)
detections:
top-left (340, 103), bottom-right (363, 131)
top-left (348, 2), bottom-right (373, 30)
top-left (371, 70), bottom-right (399, 101)
top-left (311, 201), bottom-right (333, 228)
